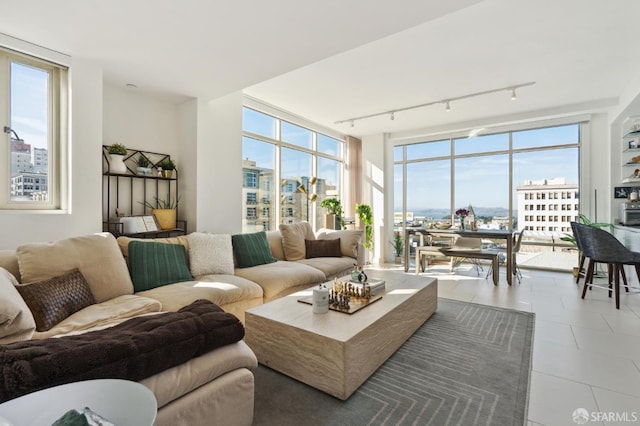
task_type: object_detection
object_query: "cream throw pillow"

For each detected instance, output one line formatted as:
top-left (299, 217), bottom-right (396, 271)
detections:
top-left (0, 267), bottom-right (36, 343)
top-left (16, 233), bottom-right (134, 303)
top-left (317, 229), bottom-right (363, 258)
top-left (279, 222), bottom-right (315, 261)
top-left (187, 232), bottom-right (234, 276)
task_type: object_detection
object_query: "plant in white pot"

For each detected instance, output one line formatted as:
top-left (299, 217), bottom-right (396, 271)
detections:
top-left (107, 143), bottom-right (128, 174)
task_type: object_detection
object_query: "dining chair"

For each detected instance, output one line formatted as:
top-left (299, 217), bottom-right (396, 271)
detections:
top-left (572, 222), bottom-right (639, 309)
top-left (414, 232), bottom-right (454, 274)
top-left (570, 221), bottom-right (630, 293)
top-left (414, 245), bottom-right (448, 274)
top-left (446, 237), bottom-right (484, 274)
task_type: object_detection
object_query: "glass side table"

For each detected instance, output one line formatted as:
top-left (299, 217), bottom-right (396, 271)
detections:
top-left (0, 379), bottom-right (157, 426)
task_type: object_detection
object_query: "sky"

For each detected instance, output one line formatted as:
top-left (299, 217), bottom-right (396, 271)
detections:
top-left (395, 124), bottom-right (580, 211)
top-left (11, 62), bottom-right (48, 149)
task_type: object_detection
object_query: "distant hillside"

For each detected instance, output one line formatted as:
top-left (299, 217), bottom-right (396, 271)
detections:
top-left (406, 206), bottom-right (513, 219)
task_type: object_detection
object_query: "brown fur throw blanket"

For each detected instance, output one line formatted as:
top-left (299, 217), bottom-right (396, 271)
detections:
top-left (0, 299), bottom-right (244, 403)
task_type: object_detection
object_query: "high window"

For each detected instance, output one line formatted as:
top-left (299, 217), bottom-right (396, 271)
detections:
top-left (394, 122), bottom-right (581, 266)
top-left (242, 106), bottom-right (345, 232)
top-left (0, 46), bottom-right (68, 209)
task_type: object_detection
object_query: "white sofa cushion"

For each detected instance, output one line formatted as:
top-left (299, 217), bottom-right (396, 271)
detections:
top-left (0, 267), bottom-right (36, 343)
top-left (234, 260), bottom-right (325, 302)
top-left (17, 233), bottom-right (134, 303)
top-left (137, 275), bottom-right (263, 312)
top-left (31, 294), bottom-right (162, 339)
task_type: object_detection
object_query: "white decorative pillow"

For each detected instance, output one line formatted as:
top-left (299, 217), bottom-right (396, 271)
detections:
top-left (187, 232), bottom-right (234, 276)
top-left (0, 267), bottom-right (36, 343)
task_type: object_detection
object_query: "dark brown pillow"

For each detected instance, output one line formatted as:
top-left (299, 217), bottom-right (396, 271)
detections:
top-left (305, 238), bottom-right (342, 258)
top-left (16, 268), bottom-right (96, 332)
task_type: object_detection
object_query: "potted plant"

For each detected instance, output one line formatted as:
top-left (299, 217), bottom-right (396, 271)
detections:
top-left (107, 143), bottom-right (128, 174)
top-left (140, 194), bottom-right (180, 229)
top-left (135, 155), bottom-right (152, 176)
top-left (390, 232), bottom-right (404, 264)
top-left (320, 197), bottom-right (344, 229)
top-left (355, 203), bottom-right (373, 249)
top-left (157, 159), bottom-right (176, 179)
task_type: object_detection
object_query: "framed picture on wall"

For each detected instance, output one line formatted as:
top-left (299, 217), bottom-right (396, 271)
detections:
top-left (614, 186), bottom-right (637, 199)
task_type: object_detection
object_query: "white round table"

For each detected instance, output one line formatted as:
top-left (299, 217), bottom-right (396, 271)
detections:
top-left (0, 379), bottom-right (157, 426)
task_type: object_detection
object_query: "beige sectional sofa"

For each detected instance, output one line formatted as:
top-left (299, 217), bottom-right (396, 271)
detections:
top-left (0, 222), bottom-right (362, 425)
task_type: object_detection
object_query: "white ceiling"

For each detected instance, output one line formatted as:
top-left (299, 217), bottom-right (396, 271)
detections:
top-left (2, 0), bottom-right (640, 138)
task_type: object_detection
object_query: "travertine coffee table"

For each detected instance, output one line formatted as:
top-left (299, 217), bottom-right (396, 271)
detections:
top-left (244, 270), bottom-right (437, 400)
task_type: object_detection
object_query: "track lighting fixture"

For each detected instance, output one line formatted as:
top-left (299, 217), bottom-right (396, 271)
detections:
top-left (334, 81), bottom-right (535, 127)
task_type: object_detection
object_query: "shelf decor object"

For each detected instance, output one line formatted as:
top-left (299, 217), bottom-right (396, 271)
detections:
top-left (106, 143), bottom-right (129, 174)
top-left (153, 208), bottom-right (176, 230)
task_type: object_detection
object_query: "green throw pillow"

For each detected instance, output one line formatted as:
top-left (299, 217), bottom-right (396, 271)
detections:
top-left (232, 231), bottom-right (277, 268)
top-left (128, 241), bottom-right (193, 292)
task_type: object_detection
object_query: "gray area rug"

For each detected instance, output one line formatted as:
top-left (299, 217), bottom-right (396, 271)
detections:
top-left (252, 298), bottom-right (534, 426)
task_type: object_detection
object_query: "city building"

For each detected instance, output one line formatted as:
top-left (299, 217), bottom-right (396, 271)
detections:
top-left (242, 159), bottom-right (274, 233)
top-left (516, 177), bottom-right (579, 234)
top-left (8, 136), bottom-right (49, 201)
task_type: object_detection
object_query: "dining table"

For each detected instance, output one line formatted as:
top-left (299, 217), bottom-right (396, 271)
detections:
top-left (404, 227), bottom-right (516, 285)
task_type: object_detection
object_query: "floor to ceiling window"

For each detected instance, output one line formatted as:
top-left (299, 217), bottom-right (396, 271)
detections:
top-left (394, 122), bottom-right (582, 270)
top-left (242, 106), bottom-right (345, 233)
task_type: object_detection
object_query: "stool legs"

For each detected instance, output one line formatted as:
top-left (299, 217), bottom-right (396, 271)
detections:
top-left (576, 252), bottom-right (586, 284)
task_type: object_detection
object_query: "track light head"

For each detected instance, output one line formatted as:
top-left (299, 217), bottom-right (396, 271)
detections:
top-left (511, 88), bottom-right (517, 101)
top-left (390, 112), bottom-right (395, 121)
top-left (445, 101), bottom-right (451, 112)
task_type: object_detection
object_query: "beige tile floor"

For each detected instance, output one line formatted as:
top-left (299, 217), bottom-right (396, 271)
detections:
top-left (373, 261), bottom-right (640, 426)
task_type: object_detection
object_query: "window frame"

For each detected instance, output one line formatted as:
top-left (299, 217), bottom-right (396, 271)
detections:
top-left (241, 105), bottom-right (345, 232)
top-left (393, 120), bottom-right (583, 234)
top-left (0, 41), bottom-right (68, 211)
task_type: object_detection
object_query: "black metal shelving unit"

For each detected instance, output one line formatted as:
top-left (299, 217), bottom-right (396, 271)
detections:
top-left (102, 146), bottom-right (186, 238)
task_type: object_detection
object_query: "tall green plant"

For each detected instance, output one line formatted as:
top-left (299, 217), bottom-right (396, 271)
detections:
top-left (560, 213), bottom-right (612, 247)
top-left (390, 232), bottom-right (404, 257)
top-left (356, 203), bottom-right (373, 249)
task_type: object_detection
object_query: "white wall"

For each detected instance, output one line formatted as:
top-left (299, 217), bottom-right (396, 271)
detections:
top-left (195, 92), bottom-right (244, 234)
top-left (608, 78), bottom-right (640, 223)
top-left (583, 113), bottom-right (610, 223)
top-left (361, 133), bottom-right (386, 263)
top-left (178, 99), bottom-right (198, 233)
top-left (0, 57), bottom-right (104, 249)
top-left (103, 86), bottom-right (179, 158)
top-left (102, 85), bottom-right (183, 222)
